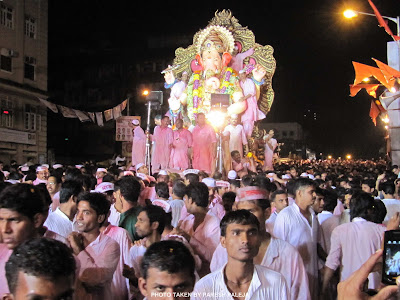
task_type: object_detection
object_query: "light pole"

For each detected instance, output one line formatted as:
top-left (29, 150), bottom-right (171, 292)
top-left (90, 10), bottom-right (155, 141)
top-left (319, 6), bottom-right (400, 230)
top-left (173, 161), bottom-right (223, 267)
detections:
top-left (344, 8), bottom-right (400, 165)
top-left (143, 90), bottom-right (163, 174)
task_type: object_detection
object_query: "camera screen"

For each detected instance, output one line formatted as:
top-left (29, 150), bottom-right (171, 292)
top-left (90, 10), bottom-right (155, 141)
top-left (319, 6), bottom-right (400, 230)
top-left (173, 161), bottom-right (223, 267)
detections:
top-left (385, 240), bottom-right (400, 277)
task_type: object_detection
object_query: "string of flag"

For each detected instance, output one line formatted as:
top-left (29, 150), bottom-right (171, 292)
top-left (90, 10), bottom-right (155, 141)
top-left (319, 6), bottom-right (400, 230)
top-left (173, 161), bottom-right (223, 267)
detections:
top-left (37, 98), bottom-right (128, 127)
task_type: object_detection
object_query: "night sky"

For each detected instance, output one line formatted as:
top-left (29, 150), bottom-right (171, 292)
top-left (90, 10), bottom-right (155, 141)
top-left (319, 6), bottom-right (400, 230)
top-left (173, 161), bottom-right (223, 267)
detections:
top-left (48, 0), bottom-right (399, 159)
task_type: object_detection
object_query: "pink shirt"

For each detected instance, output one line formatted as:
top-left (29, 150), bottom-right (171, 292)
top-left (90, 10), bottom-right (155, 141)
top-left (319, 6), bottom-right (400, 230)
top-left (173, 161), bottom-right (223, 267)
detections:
top-left (210, 237), bottom-right (310, 300)
top-left (151, 126), bottom-right (173, 169)
top-left (132, 126), bottom-right (146, 167)
top-left (103, 224), bottom-right (132, 300)
top-left (179, 211), bottom-right (220, 266)
top-left (170, 128), bottom-right (192, 170)
top-left (192, 124), bottom-right (217, 174)
top-left (325, 217), bottom-right (386, 289)
top-left (319, 213), bottom-right (340, 254)
top-left (273, 203), bottom-right (319, 300)
top-left (75, 233), bottom-right (120, 300)
top-left (0, 244), bottom-right (12, 296)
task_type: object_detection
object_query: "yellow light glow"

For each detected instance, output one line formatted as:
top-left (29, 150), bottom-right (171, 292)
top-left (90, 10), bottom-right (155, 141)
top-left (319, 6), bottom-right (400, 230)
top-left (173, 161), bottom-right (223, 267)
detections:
top-left (390, 87), bottom-right (397, 93)
top-left (344, 9), bottom-right (358, 19)
top-left (362, 77), bottom-right (370, 83)
top-left (346, 154), bottom-right (352, 160)
top-left (382, 116), bottom-right (390, 124)
top-left (385, 125), bottom-right (389, 130)
top-left (206, 110), bottom-right (226, 130)
top-left (328, 155), bottom-right (332, 159)
top-left (142, 90), bottom-right (149, 96)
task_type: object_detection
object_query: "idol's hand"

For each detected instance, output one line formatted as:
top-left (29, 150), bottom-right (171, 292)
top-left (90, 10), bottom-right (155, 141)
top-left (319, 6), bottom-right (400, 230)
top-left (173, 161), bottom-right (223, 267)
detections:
top-left (252, 64), bottom-right (266, 82)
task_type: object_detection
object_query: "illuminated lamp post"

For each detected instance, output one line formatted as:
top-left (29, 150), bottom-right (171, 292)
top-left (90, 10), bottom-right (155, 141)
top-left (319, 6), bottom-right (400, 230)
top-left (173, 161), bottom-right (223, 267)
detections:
top-left (344, 9), bottom-right (400, 164)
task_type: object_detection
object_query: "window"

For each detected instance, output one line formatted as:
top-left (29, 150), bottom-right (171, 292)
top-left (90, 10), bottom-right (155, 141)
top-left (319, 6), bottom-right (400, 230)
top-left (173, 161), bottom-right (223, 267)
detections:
top-left (24, 16), bottom-right (36, 38)
top-left (0, 4), bottom-right (13, 29)
top-left (0, 55), bottom-right (12, 72)
top-left (0, 98), bottom-right (14, 128)
top-left (24, 104), bottom-right (38, 131)
top-left (24, 56), bottom-right (36, 80)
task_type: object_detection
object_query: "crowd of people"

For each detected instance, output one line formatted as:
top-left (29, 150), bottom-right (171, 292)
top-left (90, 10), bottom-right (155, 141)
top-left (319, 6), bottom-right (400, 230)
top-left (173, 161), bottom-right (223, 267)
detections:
top-left (0, 155), bottom-right (400, 299)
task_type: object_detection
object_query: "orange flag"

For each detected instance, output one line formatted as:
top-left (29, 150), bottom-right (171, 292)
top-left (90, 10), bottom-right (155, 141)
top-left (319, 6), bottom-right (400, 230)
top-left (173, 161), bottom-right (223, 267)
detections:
top-left (373, 58), bottom-right (400, 89)
top-left (352, 61), bottom-right (391, 89)
top-left (369, 100), bottom-right (381, 126)
top-left (368, 0), bottom-right (400, 41)
top-left (350, 83), bottom-right (380, 97)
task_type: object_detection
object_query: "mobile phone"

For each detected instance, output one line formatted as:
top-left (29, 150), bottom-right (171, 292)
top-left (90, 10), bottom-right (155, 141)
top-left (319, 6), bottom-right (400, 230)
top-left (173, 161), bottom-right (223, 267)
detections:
top-left (382, 230), bottom-right (400, 285)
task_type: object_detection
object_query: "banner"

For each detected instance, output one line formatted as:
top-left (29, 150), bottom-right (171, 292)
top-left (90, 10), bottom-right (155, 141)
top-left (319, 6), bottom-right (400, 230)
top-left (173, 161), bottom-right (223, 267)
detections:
top-left (73, 109), bottom-right (91, 122)
top-left (95, 112), bottom-right (104, 127)
top-left (38, 98), bottom-right (58, 113)
top-left (38, 98), bottom-right (128, 127)
top-left (104, 109), bottom-right (113, 121)
top-left (58, 105), bottom-right (77, 118)
top-left (116, 116), bottom-right (141, 142)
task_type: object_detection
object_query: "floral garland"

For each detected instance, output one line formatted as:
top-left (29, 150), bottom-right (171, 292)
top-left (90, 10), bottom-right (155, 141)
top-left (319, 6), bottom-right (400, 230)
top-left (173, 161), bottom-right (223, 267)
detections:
top-left (218, 67), bottom-right (234, 94)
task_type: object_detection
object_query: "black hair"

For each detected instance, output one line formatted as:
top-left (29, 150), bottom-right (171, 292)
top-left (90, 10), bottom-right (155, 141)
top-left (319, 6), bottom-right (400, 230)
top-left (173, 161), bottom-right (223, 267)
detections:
top-left (220, 209), bottom-right (260, 237)
top-left (184, 173), bottom-right (199, 184)
top-left (172, 180), bottom-right (186, 199)
top-left (59, 180), bottom-right (83, 204)
top-left (185, 182), bottom-right (209, 208)
top-left (371, 199), bottom-right (387, 224)
top-left (0, 184), bottom-right (46, 221)
top-left (140, 240), bottom-right (195, 281)
top-left (141, 205), bottom-right (166, 235)
top-left (48, 173), bottom-right (62, 184)
top-left (293, 178), bottom-right (316, 196)
top-left (77, 192), bottom-right (111, 226)
top-left (379, 180), bottom-right (395, 195)
top-left (114, 176), bottom-right (141, 203)
top-left (362, 178), bottom-right (376, 189)
top-left (350, 191), bottom-right (375, 221)
top-left (6, 238), bottom-right (76, 294)
top-left (229, 179), bottom-right (240, 189)
top-left (270, 189), bottom-right (287, 202)
top-left (222, 191), bottom-right (236, 213)
top-left (155, 182), bottom-right (170, 199)
top-left (322, 189), bottom-right (338, 212)
top-left (241, 175), bottom-right (255, 187)
top-left (102, 174), bottom-right (115, 183)
top-left (8, 172), bottom-right (21, 181)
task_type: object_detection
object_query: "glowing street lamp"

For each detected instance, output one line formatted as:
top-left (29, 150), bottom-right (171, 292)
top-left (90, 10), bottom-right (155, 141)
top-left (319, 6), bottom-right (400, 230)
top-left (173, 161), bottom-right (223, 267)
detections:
top-left (346, 154), bottom-right (352, 160)
top-left (343, 8), bottom-right (400, 37)
top-left (328, 155), bottom-right (332, 159)
top-left (142, 89), bottom-right (149, 96)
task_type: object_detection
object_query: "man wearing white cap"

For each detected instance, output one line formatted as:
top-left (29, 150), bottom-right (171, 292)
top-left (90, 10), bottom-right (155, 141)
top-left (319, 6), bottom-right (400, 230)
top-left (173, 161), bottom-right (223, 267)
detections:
top-left (131, 119), bottom-right (146, 169)
top-left (150, 115), bottom-right (173, 173)
top-left (96, 167), bottom-right (107, 185)
top-left (33, 165), bottom-right (49, 185)
top-left (223, 114), bottom-right (248, 158)
top-left (170, 118), bottom-right (193, 170)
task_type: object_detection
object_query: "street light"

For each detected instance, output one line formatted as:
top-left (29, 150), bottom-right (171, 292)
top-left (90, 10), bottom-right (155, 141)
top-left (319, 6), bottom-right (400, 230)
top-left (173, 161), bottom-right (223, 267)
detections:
top-left (343, 9), bottom-right (399, 36)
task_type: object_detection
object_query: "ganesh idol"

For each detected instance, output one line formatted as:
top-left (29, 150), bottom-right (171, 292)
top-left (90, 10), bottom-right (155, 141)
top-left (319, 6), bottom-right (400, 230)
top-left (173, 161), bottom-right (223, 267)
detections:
top-left (171, 10), bottom-right (277, 130)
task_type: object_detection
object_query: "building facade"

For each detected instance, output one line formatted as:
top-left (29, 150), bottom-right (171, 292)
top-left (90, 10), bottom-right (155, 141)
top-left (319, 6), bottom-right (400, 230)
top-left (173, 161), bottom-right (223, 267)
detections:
top-left (0, 0), bottom-right (48, 165)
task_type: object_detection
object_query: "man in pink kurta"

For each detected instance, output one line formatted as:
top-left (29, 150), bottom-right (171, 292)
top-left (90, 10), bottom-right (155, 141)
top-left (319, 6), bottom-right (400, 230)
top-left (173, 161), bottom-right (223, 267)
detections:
top-left (239, 71), bottom-right (266, 138)
top-left (151, 116), bottom-right (173, 172)
top-left (263, 129), bottom-right (277, 171)
top-left (222, 114), bottom-right (248, 158)
top-left (191, 113), bottom-right (217, 175)
top-left (170, 118), bottom-right (193, 170)
top-left (131, 119), bottom-right (146, 168)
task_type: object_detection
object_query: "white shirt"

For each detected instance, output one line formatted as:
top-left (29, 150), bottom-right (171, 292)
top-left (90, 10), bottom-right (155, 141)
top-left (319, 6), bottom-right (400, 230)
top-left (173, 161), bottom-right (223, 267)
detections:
top-left (108, 204), bottom-right (121, 226)
top-left (273, 203), bottom-right (319, 300)
top-left (167, 199), bottom-right (185, 228)
top-left (317, 211), bottom-right (333, 225)
top-left (382, 198), bottom-right (400, 225)
top-left (265, 211), bottom-right (277, 234)
top-left (210, 237), bottom-right (310, 300)
top-left (44, 207), bottom-right (74, 238)
top-left (191, 264), bottom-right (289, 300)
